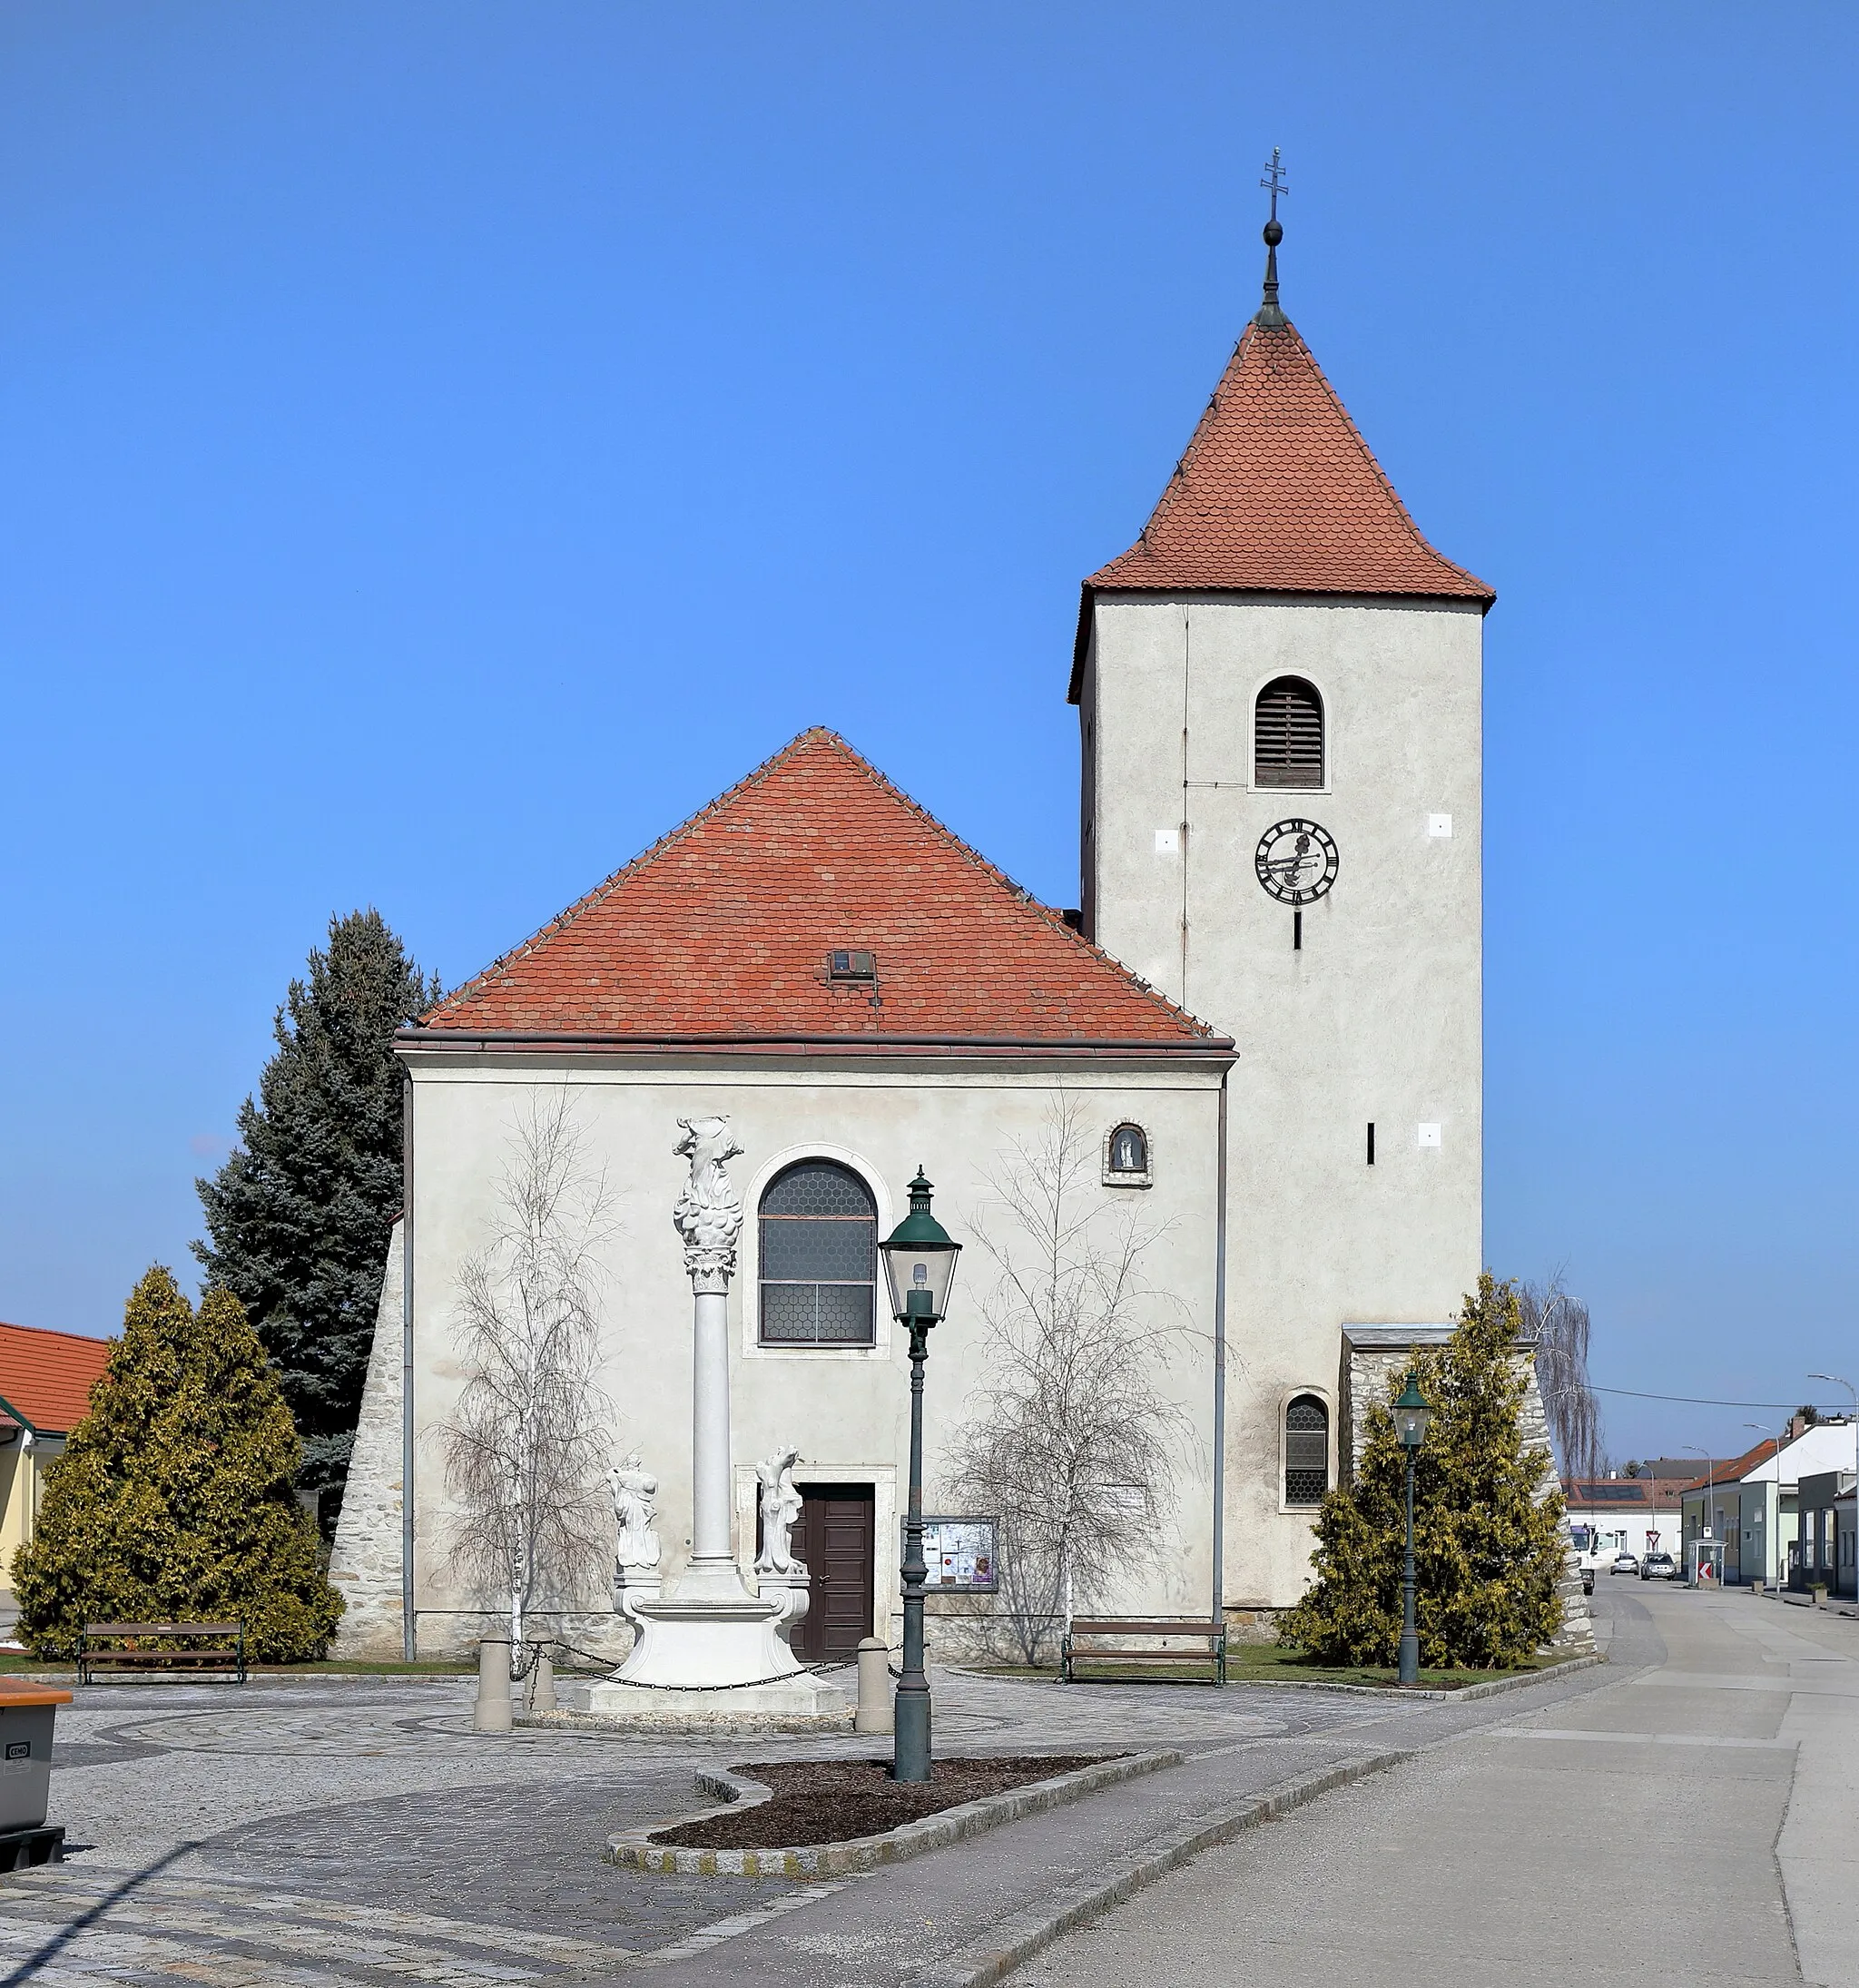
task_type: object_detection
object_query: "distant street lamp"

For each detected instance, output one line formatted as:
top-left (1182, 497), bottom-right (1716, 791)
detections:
top-left (878, 1169), bottom-right (961, 1785)
top-left (1808, 1373), bottom-right (1856, 1422)
top-left (1743, 1424), bottom-right (1776, 1589)
top-left (1392, 1373), bottom-right (1433, 1687)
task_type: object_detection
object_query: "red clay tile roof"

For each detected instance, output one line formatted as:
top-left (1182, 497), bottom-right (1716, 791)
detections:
top-left (1071, 317), bottom-right (1491, 692)
top-left (0, 1320), bottom-right (114, 1436)
top-left (418, 729), bottom-right (1224, 1048)
top-left (1677, 1438), bottom-right (1778, 1492)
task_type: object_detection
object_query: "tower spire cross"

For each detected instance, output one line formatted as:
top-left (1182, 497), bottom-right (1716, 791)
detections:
top-left (1259, 146), bottom-right (1289, 221)
top-left (1254, 146), bottom-right (1289, 328)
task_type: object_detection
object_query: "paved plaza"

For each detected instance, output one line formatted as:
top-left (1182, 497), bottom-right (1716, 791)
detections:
top-left (3, 1587), bottom-right (1854, 1984)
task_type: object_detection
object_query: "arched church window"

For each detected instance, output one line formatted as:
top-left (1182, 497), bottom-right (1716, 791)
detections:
top-left (1254, 677), bottom-right (1324, 789)
top-left (759, 1160), bottom-right (878, 1345)
top-left (1284, 1395), bottom-right (1330, 1505)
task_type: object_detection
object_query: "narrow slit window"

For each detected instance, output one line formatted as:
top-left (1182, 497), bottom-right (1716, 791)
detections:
top-left (1254, 677), bottom-right (1325, 789)
top-left (759, 1160), bottom-right (877, 1346)
top-left (1284, 1395), bottom-right (1330, 1505)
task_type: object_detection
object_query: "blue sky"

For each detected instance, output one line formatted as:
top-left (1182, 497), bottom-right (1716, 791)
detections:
top-left (2, 3), bottom-right (1854, 1461)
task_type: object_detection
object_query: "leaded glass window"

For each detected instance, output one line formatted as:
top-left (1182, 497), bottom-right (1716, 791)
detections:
top-left (1284, 1394), bottom-right (1329, 1505)
top-left (759, 1160), bottom-right (878, 1346)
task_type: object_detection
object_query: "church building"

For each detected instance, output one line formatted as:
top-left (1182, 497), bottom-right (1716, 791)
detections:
top-left (331, 215), bottom-right (1497, 1660)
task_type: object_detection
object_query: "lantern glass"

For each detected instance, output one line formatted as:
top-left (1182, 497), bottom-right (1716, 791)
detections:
top-left (879, 1169), bottom-right (961, 1324)
top-left (1392, 1374), bottom-right (1433, 1451)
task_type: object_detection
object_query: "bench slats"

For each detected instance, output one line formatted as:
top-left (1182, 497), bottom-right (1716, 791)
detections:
top-left (79, 1621), bottom-right (246, 1686)
top-left (84, 1623), bottom-right (241, 1638)
top-left (1060, 1616), bottom-right (1227, 1687)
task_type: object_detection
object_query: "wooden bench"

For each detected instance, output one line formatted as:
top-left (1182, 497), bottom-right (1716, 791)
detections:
top-left (1059, 1617), bottom-right (1227, 1685)
top-left (79, 1622), bottom-right (246, 1686)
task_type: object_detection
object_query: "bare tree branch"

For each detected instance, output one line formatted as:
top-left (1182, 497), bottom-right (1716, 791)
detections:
top-left (441, 1091), bottom-right (615, 1649)
top-left (947, 1096), bottom-right (1195, 1664)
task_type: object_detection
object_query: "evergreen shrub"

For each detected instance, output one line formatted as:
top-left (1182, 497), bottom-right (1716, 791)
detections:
top-left (1278, 1273), bottom-right (1567, 1668)
top-left (11, 1267), bottom-right (344, 1662)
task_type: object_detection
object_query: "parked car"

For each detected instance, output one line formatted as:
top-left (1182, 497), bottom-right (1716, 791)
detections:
top-left (1610, 1551), bottom-right (1639, 1575)
top-left (1640, 1551), bottom-right (1678, 1581)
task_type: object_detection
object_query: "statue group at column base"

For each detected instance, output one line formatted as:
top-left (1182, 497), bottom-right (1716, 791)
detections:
top-left (587, 1556), bottom-right (846, 1722)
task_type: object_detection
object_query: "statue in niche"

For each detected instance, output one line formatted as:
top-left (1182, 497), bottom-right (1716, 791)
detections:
top-left (754, 1447), bottom-right (805, 1575)
top-left (673, 1116), bottom-right (745, 1289)
top-left (609, 1457), bottom-right (662, 1572)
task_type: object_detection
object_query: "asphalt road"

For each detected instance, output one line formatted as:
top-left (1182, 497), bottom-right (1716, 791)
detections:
top-left (1014, 1582), bottom-right (1859, 1988)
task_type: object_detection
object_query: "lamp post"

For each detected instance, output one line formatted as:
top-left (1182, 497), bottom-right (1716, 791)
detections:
top-left (878, 1169), bottom-right (961, 1784)
top-left (1392, 1373), bottom-right (1433, 1688)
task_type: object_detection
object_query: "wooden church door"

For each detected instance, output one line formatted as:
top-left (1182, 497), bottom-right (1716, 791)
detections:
top-left (791, 1483), bottom-right (876, 1662)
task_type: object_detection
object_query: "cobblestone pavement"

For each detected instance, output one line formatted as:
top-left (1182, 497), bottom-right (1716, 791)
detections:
top-left (0, 1666), bottom-right (1423, 1983)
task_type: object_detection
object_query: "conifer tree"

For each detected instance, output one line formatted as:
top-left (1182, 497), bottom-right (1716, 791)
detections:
top-left (194, 910), bottom-right (438, 1501)
top-left (1279, 1274), bottom-right (1567, 1669)
top-left (11, 1267), bottom-right (344, 1661)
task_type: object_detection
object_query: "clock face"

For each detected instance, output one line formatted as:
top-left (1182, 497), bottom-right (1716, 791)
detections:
top-left (1254, 819), bottom-right (1339, 905)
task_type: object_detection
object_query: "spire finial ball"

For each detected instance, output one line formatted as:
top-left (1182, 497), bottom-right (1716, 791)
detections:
top-left (1264, 217), bottom-right (1284, 248)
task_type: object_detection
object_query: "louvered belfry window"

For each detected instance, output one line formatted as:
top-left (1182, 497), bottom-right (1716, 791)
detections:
top-left (759, 1160), bottom-right (878, 1345)
top-left (1254, 677), bottom-right (1324, 788)
top-left (1284, 1395), bottom-right (1330, 1505)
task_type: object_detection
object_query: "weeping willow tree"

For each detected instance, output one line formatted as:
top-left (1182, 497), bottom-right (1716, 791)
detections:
top-left (1520, 1274), bottom-right (1604, 1484)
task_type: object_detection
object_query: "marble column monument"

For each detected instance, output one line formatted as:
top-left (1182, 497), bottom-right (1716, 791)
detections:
top-left (587, 1117), bottom-right (844, 1719)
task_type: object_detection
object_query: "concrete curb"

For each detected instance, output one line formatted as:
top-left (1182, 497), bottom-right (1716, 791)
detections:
top-left (605, 1748), bottom-right (1183, 1877)
top-left (1204, 1651), bottom-right (1607, 1703)
top-left (907, 1747), bottom-right (1415, 1988)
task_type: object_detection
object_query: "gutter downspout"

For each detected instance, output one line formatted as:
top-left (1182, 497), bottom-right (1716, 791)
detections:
top-left (1211, 1067), bottom-right (1229, 1625)
top-left (401, 1071), bottom-right (417, 1662)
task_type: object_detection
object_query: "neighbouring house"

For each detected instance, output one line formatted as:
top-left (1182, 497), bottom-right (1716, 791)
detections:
top-left (0, 1319), bottom-right (115, 1629)
top-left (1793, 1470), bottom-right (1857, 1599)
top-left (1679, 1423), bottom-right (1858, 1587)
top-left (330, 214), bottom-right (1557, 1661)
top-left (1565, 1476), bottom-right (1683, 1566)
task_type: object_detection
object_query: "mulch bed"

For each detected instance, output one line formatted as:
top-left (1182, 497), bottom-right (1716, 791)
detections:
top-left (649, 1755), bottom-right (1116, 1850)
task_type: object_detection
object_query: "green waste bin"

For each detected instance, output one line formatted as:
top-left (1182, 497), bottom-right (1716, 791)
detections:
top-left (0, 1688), bottom-right (72, 1835)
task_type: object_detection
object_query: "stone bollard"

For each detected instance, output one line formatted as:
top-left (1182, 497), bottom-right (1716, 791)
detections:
top-left (474, 1630), bottom-right (512, 1734)
top-left (854, 1636), bottom-right (893, 1735)
top-left (529, 1645), bottom-right (556, 1716)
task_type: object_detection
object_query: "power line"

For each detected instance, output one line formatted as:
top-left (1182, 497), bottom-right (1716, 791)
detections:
top-left (1592, 1384), bottom-right (1847, 1411)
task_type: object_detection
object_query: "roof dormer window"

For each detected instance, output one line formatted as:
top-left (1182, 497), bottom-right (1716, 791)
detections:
top-left (828, 950), bottom-right (877, 980)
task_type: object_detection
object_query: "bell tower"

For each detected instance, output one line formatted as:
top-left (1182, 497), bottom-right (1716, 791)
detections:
top-left (1073, 171), bottom-right (1493, 1609)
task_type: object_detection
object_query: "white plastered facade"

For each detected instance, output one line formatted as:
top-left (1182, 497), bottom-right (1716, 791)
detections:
top-left (1077, 591), bottom-right (1485, 1610)
top-left (360, 1048), bottom-right (1227, 1658)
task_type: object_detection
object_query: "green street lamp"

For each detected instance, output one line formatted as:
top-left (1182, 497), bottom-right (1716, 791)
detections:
top-left (878, 1168), bottom-right (961, 1784)
top-left (1392, 1373), bottom-right (1433, 1687)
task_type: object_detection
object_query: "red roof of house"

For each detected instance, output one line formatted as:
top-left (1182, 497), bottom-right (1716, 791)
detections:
top-left (1677, 1438), bottom-right (1778, 1493)
top-left (1071, 312), bottom-right (1491, 692)
top-left (0, 1320), bottom-right (113, 1436)
top-left (416, 729), bottom-right (1225, 1049)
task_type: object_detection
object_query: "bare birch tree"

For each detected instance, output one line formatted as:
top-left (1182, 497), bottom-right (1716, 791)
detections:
top-left (1520, 1272), bottom-right (1605, 1486)
top-left (442, 1092), bottom-right (614, 1653)
top-left (948, 1097), bottom-right (1194, 1664)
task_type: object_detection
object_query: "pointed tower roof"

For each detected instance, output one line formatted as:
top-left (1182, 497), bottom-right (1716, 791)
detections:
top-left (1072, 221), bottom-right (1492, 693)
top-left (414, 729), bottom-right (1225, 1051)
